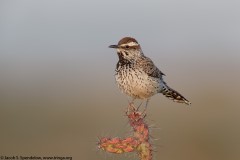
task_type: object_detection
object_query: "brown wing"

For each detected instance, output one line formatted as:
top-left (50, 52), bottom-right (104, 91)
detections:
top-left (136, 56), bottom-right (165, 79)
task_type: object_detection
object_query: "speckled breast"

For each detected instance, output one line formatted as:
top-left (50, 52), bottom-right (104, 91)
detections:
top-left (115, 65), bottom-right (160, 99)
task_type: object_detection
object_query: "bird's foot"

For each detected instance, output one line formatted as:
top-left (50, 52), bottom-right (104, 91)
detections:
top-left (126, 102), bottom-right (146, 119)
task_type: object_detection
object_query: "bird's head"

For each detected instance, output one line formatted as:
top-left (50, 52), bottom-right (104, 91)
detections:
top-left (109, 37), bottom-right (143, 61)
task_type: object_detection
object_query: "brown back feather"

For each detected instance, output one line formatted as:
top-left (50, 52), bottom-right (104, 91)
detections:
top-left (136, 56), bottom-right (165, 79)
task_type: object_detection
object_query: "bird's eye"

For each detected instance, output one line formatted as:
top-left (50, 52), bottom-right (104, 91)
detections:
top-left (125, 45), bottom-right (129, 49)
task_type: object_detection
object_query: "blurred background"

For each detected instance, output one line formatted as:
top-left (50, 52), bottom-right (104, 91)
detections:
top-left (0, 0), bottom-right (240, 160)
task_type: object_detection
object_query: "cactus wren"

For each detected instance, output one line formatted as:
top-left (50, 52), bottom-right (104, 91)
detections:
top-left (109, 37), bottom-right (191, 106)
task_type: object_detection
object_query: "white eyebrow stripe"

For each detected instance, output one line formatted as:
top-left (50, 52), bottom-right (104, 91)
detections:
top-left (127, 42), bottom-right (139, 46)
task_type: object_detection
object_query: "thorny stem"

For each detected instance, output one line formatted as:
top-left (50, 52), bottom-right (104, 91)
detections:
top-left (98, 103), bottom-right (152, 160)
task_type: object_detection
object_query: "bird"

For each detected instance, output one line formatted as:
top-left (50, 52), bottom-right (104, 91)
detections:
top-left (109, 37), bottom-right (191, 107)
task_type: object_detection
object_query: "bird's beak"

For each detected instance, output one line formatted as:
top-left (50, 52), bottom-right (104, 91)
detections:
top-left (108, 45), bottom-right (119, 49)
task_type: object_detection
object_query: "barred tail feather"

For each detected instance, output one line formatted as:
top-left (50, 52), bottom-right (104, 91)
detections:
top-left (161, 83), bottom-right (191, 105)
